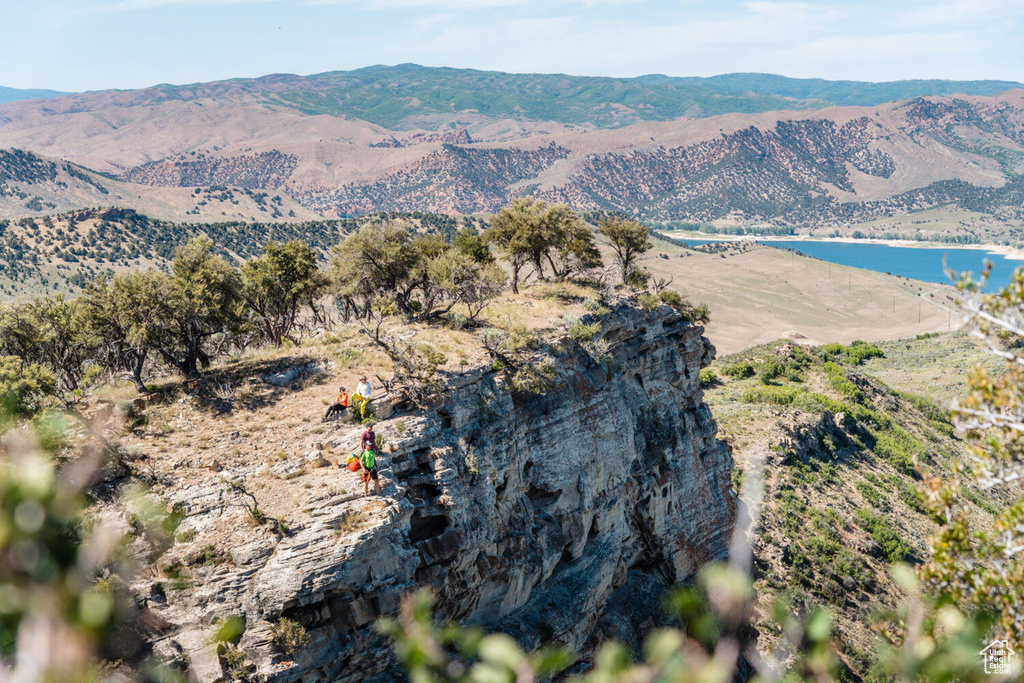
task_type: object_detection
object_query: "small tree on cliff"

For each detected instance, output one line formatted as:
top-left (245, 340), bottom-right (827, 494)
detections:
top-left (453, 227), bottom-right (494, 264)
top-left (485, 198), bottom-right (602, 291)
top-left (1, 295), bottom-right (94, 393)
top-left (81, 271), bottom-right (168, 391)
top-left (332, 221), bottom-right (506, 322)
top-left (598, 216), bottom-right (651, 285)
top-left (156, 237), bottom-right (244, 377)
top-left (241, 240), bottom-right (329, 347)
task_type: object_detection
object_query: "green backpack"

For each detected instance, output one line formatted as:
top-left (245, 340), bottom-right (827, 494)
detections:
top-left (361, 450), bottom-right (376, 469)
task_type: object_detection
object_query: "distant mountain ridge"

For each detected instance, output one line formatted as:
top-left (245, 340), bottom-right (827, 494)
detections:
top-left (8, 65), bottom-right (1022, 130)
top-left (675, 73), bottom-right (1024, 107)
top-left (2, 64), bottom-right (1024, 226)
top-left (0, 86), bottom-right (72, 105)
top-left (147, 65), bottom-right (1024, 129)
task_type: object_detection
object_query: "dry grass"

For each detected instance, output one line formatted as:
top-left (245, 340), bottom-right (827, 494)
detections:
top-left (108, 284), bottom-right (592, 552)
top-left (642, 241), bottom-right (956, 355)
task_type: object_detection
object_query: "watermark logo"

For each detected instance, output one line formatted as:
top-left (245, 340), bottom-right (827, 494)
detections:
top-left (979, 639), bottom-right (1016, 676)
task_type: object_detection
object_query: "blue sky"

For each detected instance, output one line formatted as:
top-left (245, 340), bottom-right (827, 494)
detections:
top-left (2, 0), bottom-right (1022, 91)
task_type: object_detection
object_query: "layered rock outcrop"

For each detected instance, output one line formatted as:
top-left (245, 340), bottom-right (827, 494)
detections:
top-left (143, 302), bottom-right (736, 681)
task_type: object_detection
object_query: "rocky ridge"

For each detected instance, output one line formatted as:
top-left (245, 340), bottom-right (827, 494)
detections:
top-left (139, 301), bottom-right (737, 681)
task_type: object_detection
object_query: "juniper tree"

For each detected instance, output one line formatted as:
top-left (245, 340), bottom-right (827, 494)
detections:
top-left (485, 198), bottom-right (603, 289)
top-left (241, 240), bottom-right (328, 347)
top-left (598, 216), bottom-right (652, 285)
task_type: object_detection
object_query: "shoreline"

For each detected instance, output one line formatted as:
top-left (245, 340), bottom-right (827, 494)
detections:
top-left (658, 232), bottom-right (1024, 260)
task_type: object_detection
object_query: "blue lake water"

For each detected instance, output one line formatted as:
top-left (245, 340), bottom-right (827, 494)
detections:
top-left (674, 237), bottom-right (1022, 291)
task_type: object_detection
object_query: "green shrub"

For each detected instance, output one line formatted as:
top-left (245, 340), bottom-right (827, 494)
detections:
top-left (657, 290), bottom-right (711, 323)
top-left (870, 427), bottom-right (922, 475)
top-left (730, 467), bottom-right (744, 494)
top-left (0, 356), bottom-right (57, 416)
top-left (898, 391), bottom-right (951, 424)
top-left (856, 509), bottom-right (912, 563)
top-left (721, 360), bottom-right (755, 379)
top-left (510, 359), bottom-right (558, 394)
top-left (581, 298), bottom-right (611, 316)
top-left (271, 617), bottom-right (310, 656)
top-left (791, 392), bottom-right (841, 414)
top-left (568, 321), bottom-right (600, 343)
top-left (820, 340), bottom-right (884, 365)
top-left (894, 478), bottom-right (926, 513)
top-left (757, 356), bottom-right (786, 384)
top-left (823, 362), bottom-right (866, 403)
top-left (689, 302), bottom-right (711, 323)
top-left (638, 292), bottom-right (660, 311)
top-left (855, 480), bottom-right (889, 510)
top-left (741, 385), bottom-right (802, 405)
top-left (699, 368), bottom-right (719, 388)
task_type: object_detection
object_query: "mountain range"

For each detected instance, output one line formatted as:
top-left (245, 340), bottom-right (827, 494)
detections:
top-left (0, 85), bottom-right (70, 105)
top-left (1, 64), bottom-right (1023, 226)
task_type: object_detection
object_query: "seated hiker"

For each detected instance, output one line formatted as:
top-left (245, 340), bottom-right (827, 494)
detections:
top-left (323, 386), bottom-right (349, 421)
top-left (360, 448), bottom-right (380, 497)
top-left (352, 376), bottom-right (373, 413)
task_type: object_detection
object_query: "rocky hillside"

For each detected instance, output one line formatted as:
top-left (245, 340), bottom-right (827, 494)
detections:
top-left (0, 205), bottom-right (481, 298)
top-left (2, 66), bottom-right (1023, 224)
top-left (105, 297), bottom-right (734, 682)
top-left (121, 150), bottom-right (299, 190)
top-left (703, 336), bottom-right (1001, 680)
top-left (0, 149), bottom-right (322, 225)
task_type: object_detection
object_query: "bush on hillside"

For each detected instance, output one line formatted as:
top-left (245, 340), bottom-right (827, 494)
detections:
top-left (823, 361), bottom-right (867, 403)
top-left (857, 509), bottom-right (912, 563)
top-left (741, 385), bottom-right (802, 405)
top-left (820, 340), bottom-right (884, 365)
top-left (0, 356), bottom-right (57, 416)
top-left (721, 360), bottom-right (755, 379)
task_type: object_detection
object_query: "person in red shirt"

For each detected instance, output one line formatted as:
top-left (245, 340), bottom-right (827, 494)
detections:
top-left (323, 386), bottom-right (349, 421)
top-left (361, 425), bottom-right (377, 452)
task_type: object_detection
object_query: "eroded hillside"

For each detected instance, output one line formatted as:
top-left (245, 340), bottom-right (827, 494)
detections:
top-left (2, 76), bottom-right (1024, 226)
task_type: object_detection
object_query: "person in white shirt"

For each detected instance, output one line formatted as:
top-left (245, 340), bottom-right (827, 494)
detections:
top-left (353, 377), bottom-right (372, 414)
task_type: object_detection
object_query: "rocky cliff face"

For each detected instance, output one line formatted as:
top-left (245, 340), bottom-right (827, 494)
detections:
top-left (143, 302), bottom-right (736, 681)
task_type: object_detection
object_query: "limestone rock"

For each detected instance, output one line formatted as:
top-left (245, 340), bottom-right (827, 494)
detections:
top-left (270, 459), bottom-right (305, 480)
top-left (305, 450), bottom-right (329, 468)
top-left (141, 301), bottom-right (736, 682)
top-left (264, 362), bottom-right (323, 388)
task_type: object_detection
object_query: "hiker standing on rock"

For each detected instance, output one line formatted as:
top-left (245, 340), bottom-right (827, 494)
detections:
top-left (361, 424), bottom-right (377, 452)
top-left (360, 447), bottom-right (380, 497)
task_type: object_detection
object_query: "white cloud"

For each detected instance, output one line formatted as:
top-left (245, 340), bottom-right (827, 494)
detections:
top-left (899, 0), bottom-right (1023, 26)
top-left (305, 0), bottom-right (640, 8)
top-left (79, 0), bottom-right (284, 14)
top-left (326, 1), bottom-right (1019, 81)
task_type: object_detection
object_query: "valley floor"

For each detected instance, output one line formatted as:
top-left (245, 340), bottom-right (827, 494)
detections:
top-left (640, 241), bottom-right (956, 355)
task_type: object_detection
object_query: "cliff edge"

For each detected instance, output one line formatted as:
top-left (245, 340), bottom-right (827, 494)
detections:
top-left (141, 300), bottom-right (737, 681)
